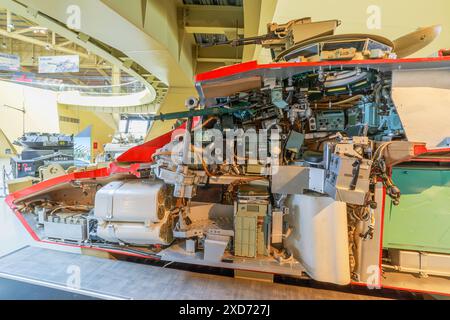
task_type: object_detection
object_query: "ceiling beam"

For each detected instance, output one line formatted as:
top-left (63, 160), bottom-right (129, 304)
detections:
top-left (12, 26), bottom-right (34, 34)
top-left (197, 57), bottom-right (241, 64)
top-left (6, 9), bottom-right (12, 32)
top-left (57, 40), bottom-right (72, 47)
top-left (68, 76), bottom-right (87, 86)
top-left (183, 4), bottom-right (244, 36)
top-left (197, 45), bottom-right (243, 60)
top-left (182, 4), bottom-right (243, 14)
top-left (184, 26), bottom-right (244, 36)
top-left (0, 28), bottom-right (90, 58)
top-left (96, 67), bottom-right (110, 78)
top-left (16, 61), bottom-right (112, 69)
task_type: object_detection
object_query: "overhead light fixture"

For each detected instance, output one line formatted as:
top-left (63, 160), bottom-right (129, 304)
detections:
top-left (31, 26), bottom-right (48, 34)
top-left (7, 23), bottom-right (15, 31)
top-left (1, 42), bottom-right (7, 49)
top-left (45, 44), bottom-right (52, 50)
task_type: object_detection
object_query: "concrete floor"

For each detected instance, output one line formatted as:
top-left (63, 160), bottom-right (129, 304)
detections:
top-left (0, 278), bottom-right (97, 300)
top-left (0, 246), bottom-right (388, 300)
top-left (0, 157), bottom-right (386, 300)
top-left (0, 158), bottom-right (80, 257)
top-left (0, 158), bottom-right (31, 257)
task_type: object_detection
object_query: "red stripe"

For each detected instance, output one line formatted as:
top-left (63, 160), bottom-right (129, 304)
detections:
top-left (195, 56), bottom-right (450, 82)
top-left (379, 187), bottom-right (387, 285)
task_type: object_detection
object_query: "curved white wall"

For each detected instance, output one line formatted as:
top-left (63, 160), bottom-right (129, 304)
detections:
top-left (57, 89), bottom-right (156, 111)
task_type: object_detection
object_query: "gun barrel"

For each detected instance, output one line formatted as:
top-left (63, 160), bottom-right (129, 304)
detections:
top-left (150, 104), bottom-right (253, 121)
top-left (199, 34), bottom-right (275, 48)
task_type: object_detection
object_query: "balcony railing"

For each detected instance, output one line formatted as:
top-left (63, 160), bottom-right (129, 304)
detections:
top-left (0, 74), bottom-right (148, 95)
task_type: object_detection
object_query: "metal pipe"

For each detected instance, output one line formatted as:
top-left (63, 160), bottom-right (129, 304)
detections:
top-left (382, 264), bottom-right (450, 278)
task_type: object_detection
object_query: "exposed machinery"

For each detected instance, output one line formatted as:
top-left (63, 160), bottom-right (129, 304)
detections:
top-left (6, 18), bottom-right (450, 295)
top-left (95, 133), bottom-right (143, 164)
top-left (38, 163), bottom-right (66, 181)
top-left (10, 133), bottom-right (74, 178)
top-left (203, 17), bottom-right (441, 62)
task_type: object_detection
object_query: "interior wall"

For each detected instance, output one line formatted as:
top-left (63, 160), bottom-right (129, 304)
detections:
top-left (242, 0), bottom-right (263, 62)
top-left (0, 80), bottom-right (60, 147)
top-left (252, 0), bottom-right (279, 62)
top-left (0, 79), bottom-right (116, 160)
top-left (99, 0), bottom-right (196, 87)
top-left (58, 105), bottom-right (116, 158)
top-left (0, 128), bottom-right (17, 157)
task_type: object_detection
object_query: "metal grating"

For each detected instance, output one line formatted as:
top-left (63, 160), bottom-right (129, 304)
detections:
top-left (194, 33), bottom-right (228, 45)
top-left (183, 0), bottom-right (243, 54)
top-left (183, 0), bottom-right (243, 6)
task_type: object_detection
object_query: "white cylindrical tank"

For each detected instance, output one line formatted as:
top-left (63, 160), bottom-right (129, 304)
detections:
top-left (96, 220), bottom-right (172, 246)
top-left (285, 194), bottom-right (351, 285)
top-left (94, 180), bottom-right (166, 224)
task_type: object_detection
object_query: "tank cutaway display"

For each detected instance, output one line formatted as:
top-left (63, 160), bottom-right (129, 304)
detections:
top-left (6, 18), bottom-right (450, 295)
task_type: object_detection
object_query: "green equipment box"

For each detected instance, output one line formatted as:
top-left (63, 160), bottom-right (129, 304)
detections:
top-left (383, 166), bottom-right (450, 254)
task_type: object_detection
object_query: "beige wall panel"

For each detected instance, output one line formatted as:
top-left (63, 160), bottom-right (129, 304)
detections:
top-left (0, 80), bottom-right (59, 146)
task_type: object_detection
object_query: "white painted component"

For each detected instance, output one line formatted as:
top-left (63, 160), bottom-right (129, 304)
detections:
top-left (271, 166), bottom-right (309, 194)
top-left (392, 87), bottom-right (450, 147)
top-left (44, 220), bottom-right (87, 242)
top-left (308, 168), bottom-right (325, 193)
top-left (392, 69), bottom-right (450, 148)
top-left (285, 194), bottom-right (350, 285)
top-left (96, 220), bottom-right (169, 246)
top-left (186, 239), bottom-right (196, 254)
top-left (95, 180), bottom-right (165, 224)
top-left (204, 235), bottom-right (230, 262)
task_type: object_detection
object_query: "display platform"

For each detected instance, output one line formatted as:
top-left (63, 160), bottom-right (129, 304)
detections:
top-left (0, 246), bottom-right (383, 300)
